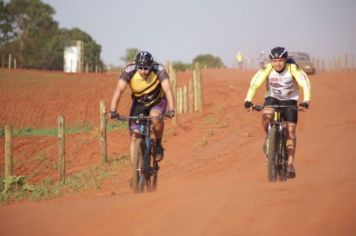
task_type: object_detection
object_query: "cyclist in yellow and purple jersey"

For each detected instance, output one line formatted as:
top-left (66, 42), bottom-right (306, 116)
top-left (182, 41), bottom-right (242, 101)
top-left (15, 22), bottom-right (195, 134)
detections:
top-left (109, 51), bottom-right (175, 163)
top-left (244, 47), bottom-right (311, 178)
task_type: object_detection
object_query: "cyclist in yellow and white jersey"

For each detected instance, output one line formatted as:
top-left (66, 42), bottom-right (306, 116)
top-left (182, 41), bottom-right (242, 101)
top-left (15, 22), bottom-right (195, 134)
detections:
top-left (109, 51), bottom-right (175, 163)
top-left (244, 46), bottom-right (311, 178)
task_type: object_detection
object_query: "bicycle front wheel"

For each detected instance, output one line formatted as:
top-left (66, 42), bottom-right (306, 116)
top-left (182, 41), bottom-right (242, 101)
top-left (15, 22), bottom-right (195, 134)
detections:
top-left (267, 126), bottom-right (278, 182)
top-left (132, 138), bottom-right (143, 193)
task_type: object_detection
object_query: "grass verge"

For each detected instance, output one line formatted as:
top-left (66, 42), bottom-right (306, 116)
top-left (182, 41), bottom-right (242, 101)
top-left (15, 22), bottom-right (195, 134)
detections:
top-left (0, 155), bottom-right (129, 205)
top-left (0, 120), bottom-right (127, 137)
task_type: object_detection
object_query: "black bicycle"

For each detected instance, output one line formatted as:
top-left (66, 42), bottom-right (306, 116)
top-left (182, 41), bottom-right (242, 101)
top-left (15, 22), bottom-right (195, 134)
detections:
top-left (118, 114), bottom-right (162, 193)
top-left (253, 105), bottom-right (299, 182)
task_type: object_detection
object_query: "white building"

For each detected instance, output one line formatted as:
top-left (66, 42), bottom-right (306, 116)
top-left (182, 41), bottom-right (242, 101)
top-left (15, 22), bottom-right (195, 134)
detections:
top-left (64, 41), bottom-right (84, 73)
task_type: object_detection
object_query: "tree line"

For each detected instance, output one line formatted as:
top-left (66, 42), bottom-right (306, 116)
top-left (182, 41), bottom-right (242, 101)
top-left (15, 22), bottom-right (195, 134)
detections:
top-left (0, 0), bottom-right (225, 72)
top-left (0, 0), bottom-right (103, 71)
top-left (121, 48), bottom-right (225, 72)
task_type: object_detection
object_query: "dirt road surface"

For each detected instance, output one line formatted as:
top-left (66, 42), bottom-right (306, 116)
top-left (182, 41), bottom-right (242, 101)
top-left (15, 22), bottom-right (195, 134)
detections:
top-left (0, 69), bottom-right (355, 236)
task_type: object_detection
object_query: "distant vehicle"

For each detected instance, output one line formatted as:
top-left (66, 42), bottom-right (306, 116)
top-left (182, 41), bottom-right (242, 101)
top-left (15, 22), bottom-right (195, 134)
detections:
top-left (288, 52), bottom-right (316, 75)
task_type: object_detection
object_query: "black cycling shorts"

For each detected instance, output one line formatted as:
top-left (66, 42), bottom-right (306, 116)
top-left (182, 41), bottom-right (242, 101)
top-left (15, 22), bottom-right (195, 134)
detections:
top-left (264, 97), bottom-right (298, 123)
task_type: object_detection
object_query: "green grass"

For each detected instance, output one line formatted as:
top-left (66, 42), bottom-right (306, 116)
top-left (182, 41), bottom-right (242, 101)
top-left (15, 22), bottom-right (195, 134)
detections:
top-left (0, 155), bottom-right (130, 205)
top-left (0, 120), bottom-right (127, 137)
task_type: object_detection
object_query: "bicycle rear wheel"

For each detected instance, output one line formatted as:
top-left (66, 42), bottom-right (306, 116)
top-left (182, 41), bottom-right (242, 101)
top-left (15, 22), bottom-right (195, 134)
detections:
top-left (151, 162), bottom-right (159, 191)
top-left (267, 126), bottom-right (278, 182)
top-left (279, 136), bottom-right (288, 181)
top-left (132, 138), bottom-right (143, 193)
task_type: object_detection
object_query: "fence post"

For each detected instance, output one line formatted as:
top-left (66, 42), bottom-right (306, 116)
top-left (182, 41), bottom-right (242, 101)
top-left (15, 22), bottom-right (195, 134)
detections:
top-left (188, 78), bottom-right (194, 113)
top-left (100, 100), bottom-right (107, 164)
top-left (5, 125), bottom-right (13, 177)
top-left (57, 116), bottom-right (65, 184)
top-left (8, 54), bottom-right (12, 69)
top-left (193, 62), bottom-right (203, 112)
top-left (183, 85), bottom-right (188, 114)
top-left (176, 87), bottom-right (182, 114)
top-left (168, 62), bottom-right (177, 124)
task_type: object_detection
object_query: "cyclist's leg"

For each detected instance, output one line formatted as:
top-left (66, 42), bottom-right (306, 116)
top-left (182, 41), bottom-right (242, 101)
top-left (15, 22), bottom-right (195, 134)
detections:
top-left (129, 131), bottom-right (140, 165)
top-left (281, 100), bottom-right (298, 178)
top-left (281, 100), bottom-right (298, 165)
top-left (262, 97), bottom-right (278, 154)
top-left (150, 97), bottom-right (167, 139)
top-left (150, 97), bottom-right (167, 161)
top-left (263, 97), bottom-right (278, 134)
top-left (285, 122), bottom-right (297, 165)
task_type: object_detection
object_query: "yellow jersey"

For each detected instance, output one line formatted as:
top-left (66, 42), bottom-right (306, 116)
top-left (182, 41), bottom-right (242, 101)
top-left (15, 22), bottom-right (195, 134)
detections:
top-left (120, 63), bottom-right (169, 106)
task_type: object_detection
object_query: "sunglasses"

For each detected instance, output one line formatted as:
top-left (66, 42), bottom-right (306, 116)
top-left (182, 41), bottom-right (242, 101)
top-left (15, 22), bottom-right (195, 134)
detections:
top-left (137, 66), bottom-right (151, 71)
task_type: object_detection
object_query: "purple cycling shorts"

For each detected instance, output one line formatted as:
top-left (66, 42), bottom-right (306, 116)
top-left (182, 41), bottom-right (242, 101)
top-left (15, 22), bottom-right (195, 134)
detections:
top-left (129, 97), bottom-right (167, 131)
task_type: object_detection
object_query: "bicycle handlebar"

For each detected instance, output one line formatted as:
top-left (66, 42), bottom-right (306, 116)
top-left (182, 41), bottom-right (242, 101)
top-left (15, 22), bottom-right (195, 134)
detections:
top-left (114, 114), bottom-right (165, 122)
top-left (252, 104), bottom-right (305, 112)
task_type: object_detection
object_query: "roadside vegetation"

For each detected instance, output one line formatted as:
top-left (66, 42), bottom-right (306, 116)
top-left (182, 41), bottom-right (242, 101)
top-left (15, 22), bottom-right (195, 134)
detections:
top-left (0, 120), bottom-right (127, 138)
top-left (0, 119), bottom-right (130, 205)
top-left (0, 155), bottom-right (129, 205)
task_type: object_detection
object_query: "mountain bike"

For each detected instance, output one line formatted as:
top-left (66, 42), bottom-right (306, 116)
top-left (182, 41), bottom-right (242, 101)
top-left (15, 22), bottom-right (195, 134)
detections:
top-left (117, 114), bottom-right (162, 193)
top-left (253, 105), bottom-right (299, 182)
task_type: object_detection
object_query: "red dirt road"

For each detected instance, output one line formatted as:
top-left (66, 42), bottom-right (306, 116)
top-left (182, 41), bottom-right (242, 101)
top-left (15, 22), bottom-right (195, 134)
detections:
top-left (0, 69), bottom-right (356, 236)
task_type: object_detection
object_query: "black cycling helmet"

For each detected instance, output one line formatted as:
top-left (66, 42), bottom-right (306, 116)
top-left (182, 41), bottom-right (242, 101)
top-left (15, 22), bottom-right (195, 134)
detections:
top-left (135, 51), bottom-right (154, 67)
top-left (269, 47), bottom-right (288, 59)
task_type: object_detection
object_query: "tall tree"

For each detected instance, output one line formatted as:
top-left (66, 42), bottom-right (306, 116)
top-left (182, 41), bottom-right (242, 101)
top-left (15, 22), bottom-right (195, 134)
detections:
top-left (192, 54), bottom-right (225, 68)
top-left (4, 0), bottom-right (58, 68)
top-left (0, 0), bottom-right (15, 46)
top-left (1, 0), bottom-right (103, 70)
top-left (120, 48), bottom-right (139, 64)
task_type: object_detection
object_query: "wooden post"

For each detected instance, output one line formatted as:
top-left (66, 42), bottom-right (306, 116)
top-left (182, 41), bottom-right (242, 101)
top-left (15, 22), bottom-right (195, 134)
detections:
top-left (194, 62), bottom-right (203, 112)
top-left (5, 125), bottom-right (13, 177)
top-left (8, 54), bottom-right (12, 69)
top-left (14, 59), bottom-right (17, 69)
top-left (86, 63), bottom-right (89, 73)
top-left (168, 62), bottom-right (177, 124)
top-left (183, 85), bottom-right (188, 114)
top-left (100, 100), bottom-right (107, 164)
top-left (188, 78), bottom-right (194, 113)
top-left (57, 116), bottom-right (65, 184)
top-left (165, 61), bottom-right (171, 75)
top-left (2, 55), bottom-right (5, 68)
top-left (176, 87), bottom-right (182, 114)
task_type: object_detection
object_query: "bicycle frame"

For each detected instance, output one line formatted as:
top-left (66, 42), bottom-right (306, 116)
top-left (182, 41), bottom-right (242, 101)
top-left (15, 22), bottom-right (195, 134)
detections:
top-left (121, 114), bottom-right (161, 192)
top-left (254, 105), bottom-right (296, 181)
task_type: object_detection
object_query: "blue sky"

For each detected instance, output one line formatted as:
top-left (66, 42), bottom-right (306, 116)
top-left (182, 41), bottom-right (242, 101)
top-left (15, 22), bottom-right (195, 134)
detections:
top-left (42, 0), bottom-right (356, 67)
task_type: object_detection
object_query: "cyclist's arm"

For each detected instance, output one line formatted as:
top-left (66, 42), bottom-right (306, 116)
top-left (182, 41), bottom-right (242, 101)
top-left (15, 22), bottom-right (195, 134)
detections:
top-left (161, 79), bottom-right (175, 111)
top-left (110, 78), bottom-right (128, 112)
top-left (245, 64), bottom-right (271, 101)
top-left (290, 64), bottom-right (311, 102)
